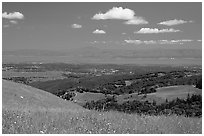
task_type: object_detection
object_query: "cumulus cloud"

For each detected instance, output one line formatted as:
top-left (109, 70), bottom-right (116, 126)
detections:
top-left (143, 40), bottom-right (157, 44)
top-left (158, 39), bottom-right (193, 44)
top-left (2, 12), bottom-right (24, 19)
top-left (92, 7), bottom-right (148, 25)
top-left (180, 39), bottom-right (193, 42)
top-left (92, 7), bottom-right (134, 20)
top-left (124, 17), bottom-right (148, 25)
top-left (125, 39), bottom-right (193, 45)
top-left (158, 19), bottom-right (194, 26)
top-left (135, 28), bottom-right (181, 34)
top-left (124, 39), bottom-right (143, 44)
top-left (3, 24), bottom-right (9, 28)
top-left (9, 20), bottom-right (18, 24)
top-left (93, 29), bottom-right (106, 34)
top-left (125, 39), bottom-right (158, 45)
top-left (159, 40), bottom-right (178, 44)
top-left (71, 23), bottom-right (82, 28)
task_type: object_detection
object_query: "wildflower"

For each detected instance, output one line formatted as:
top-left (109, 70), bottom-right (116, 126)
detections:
top-left (40, 130), bottom-right (45, 134)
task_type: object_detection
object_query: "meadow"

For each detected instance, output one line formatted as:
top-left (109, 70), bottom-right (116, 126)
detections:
top-left (2, 64), bottom-right (202, 134)
top-left (2, 109), bottom-right (202, 134)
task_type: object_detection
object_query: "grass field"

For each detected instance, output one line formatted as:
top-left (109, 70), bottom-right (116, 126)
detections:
top-left (2, 109), bottom-right (202, 134)
top-left (116, 85), bottom-right (202, 104)
top-left (72, 92), bottom-right (106, 104)
top-left (144, 85), bottom-right (202, 103)
top-left (2, 80), bottom-right (202, 134)
top-left (3, 71), bottom-right (65, 82)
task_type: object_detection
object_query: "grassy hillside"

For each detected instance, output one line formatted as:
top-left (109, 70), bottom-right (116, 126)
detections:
top-left (29, 79), bottom-right (78, 94)
top-left (73, 92), bottom-right (106, 105)
top-left (3, 109), bottom-right (202, 134)
top-left (2, 80), bottom-right (85, 112)
top-left (142, 85), bottom-right (202, 104)
top-left (2, 80), bottom-right (202, 134)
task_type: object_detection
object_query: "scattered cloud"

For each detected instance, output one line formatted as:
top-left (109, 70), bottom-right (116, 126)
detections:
top-left (197, 40), bottom-right (202, 42)
top-left (93, 29), bottom-right (106, 34)
top-left (90, 40), bottom-right (121, 45)
top-left (135, 28), bottom-right (181, 34)
top-left (159, 40), bottom-right (182, 45)
top-left (3, 24), bottom-right (10, 28)
top-left (124, 39), bottom-right (143, 44)
top-left (124, 39), bottom-right (194, 45)
top-left (91, 39), bottom-right (194, 45)
top-left (90, 41), bottom-right (100, 44)
top-left (9, 20), bottom-right (18, 24)
top-left (143, 40), bottom-right (157, 44)
top-left (2, 12), bottom-right (24, 19)
top-left (71, 23), bottom-right (82, 28)
top-left (158, 19), bottom-right (194, 26)
top-left (124, 17), bottom-right (148, 25)
top-left (92, 7), bottom-right (148, 25)
top-left (180, 39), bottom-right (193, 42)
top-left (92, 7), bottom-right (134, 20)
top-left (122, 32), bottom-right (127, 35)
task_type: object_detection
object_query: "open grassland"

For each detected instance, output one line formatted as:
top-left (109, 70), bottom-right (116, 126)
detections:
top-left (2, 80), bottom-right (85, 112)
top-left (2, 80), bottom-right (202, 134)
top-left (3, 71), bottom-right (65, 82)
top-left (115, 85), bottom-right (202, 104)
top-left (2, 109), bottom-right (202, 134)
top-left (73, 92), bottom-right (106, 104)
top-left (144, 85), bottom-right (202, 103)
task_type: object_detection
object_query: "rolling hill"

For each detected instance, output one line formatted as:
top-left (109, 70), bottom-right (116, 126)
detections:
top-left (138, 85), bottom-right (202, 104)
top-left (2, 80), bottom-right (202, 134)
top-left (2, 80), bottom-right (86, 113)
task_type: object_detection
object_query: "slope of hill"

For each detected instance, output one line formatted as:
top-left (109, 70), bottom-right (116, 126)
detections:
top-left (2, 80), bottom-right (202, 134)
top-left (133, 85), bottom-right (202, 104)
top-left (2, 80), bottom-right (86, 112)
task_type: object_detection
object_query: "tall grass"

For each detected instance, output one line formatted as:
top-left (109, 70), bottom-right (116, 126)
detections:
top-left (2, 109), bottom-right (202, 134)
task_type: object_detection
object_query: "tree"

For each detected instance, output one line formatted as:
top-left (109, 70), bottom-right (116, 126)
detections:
top-left (196, 78), bottom-right (202, 89)
top-left (152, 100), bottom-right (156, 106)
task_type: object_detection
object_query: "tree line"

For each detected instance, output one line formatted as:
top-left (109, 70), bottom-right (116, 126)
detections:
top-left (83, 94), bottom-right (202, 118)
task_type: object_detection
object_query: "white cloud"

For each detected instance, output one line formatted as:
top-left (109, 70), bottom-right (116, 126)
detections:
top-left (124, 39), bottom-right (143, 44)
top-left (2, 12), bottom-right (24, 19)
top-left (10, 20), bottom-right (18, 24)
top-left (93, 29), bottom-right (106, 34)
top-left (71, 24), bottom-right (82, 28)
top-left (92, 7), bottom-right (148, 25)
top-left (143, 40), bottom-right (157, 44)
top-left (124, 17), bottom-right (148, 25)
top-left (92, 7), bottom-right (134, 20)
top-left (159, 39), bottom-right (193, 44)
top-left (197, 40), bottom-right (202, 42)
top-left (136, 28), bottom-right (181, 34)
top-left (180, 39), bottom-right (193, 42)
top-left (125, 39), bottom-right (193, 45)
top-left (3, 24), bottom-right (9, 28)
top-left (158, 19), bottom-right (194, 26)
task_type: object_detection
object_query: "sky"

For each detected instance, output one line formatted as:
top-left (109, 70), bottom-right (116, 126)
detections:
top-left (2, 2), bottom-right (202, 51)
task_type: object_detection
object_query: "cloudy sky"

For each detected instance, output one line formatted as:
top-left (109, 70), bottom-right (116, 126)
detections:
top-left (2, 2), bottom-right (202, 51)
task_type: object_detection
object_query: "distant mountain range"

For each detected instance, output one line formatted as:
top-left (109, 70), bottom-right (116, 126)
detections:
top-left (2, 47), bottom-right (202, 65)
